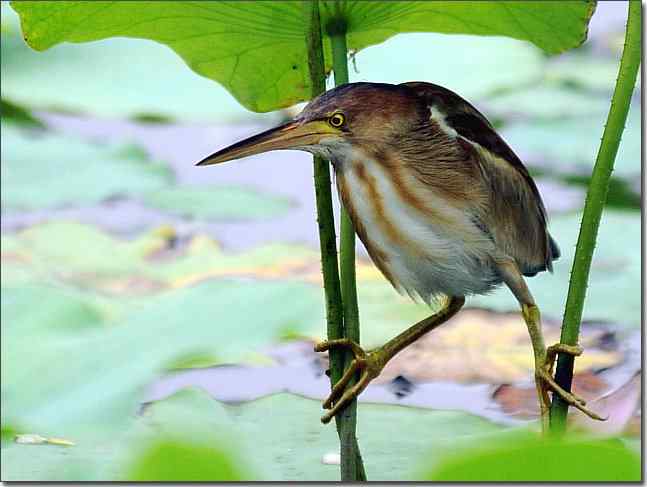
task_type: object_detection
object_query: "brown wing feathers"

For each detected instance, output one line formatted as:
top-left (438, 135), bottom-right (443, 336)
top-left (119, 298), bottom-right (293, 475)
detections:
top-left (400, 82), bottom-right (559, 275)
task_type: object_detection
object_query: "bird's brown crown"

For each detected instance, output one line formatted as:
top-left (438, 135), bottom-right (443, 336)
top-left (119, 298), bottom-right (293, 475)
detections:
top-left (299, 82), bottom-right (429, 143)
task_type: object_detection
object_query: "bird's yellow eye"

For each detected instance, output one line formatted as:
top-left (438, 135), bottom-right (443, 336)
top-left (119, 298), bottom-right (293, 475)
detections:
top-left (329, 113), bottom-right (345, 128)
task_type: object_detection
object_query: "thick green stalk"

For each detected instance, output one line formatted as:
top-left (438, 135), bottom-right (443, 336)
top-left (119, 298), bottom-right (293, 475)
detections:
top-left (329, 31), bottom-right (356, 356)
top-left (327, 12), bottom-right (366, 482)
top-left (304, 1), bottom-right (366, 480)
top-left (329, 23), bottom-right (358, 359)
top-left (549, 0), bottom-right (641, 433)
top-left (304, 0), bottom-right (343, 375)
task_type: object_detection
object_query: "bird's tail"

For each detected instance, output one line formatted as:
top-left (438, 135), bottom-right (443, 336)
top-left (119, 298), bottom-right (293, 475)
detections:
top-left (522, 233), bottom-right (560, 277)
top-left (549, 234), bottom-right (561, 262)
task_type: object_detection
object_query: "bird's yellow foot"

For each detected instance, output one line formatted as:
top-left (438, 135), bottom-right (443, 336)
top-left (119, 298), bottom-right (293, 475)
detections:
top-left (314, 338), bottom-right (385, 424)
top-left (535, 342), bottom-right (606, 429)
top-left (521, 304), bottom-right (605, 430)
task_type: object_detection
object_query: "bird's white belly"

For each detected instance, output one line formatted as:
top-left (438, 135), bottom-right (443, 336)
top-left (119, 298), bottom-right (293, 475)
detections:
top-left (336, 157), bottom-right (498, 300)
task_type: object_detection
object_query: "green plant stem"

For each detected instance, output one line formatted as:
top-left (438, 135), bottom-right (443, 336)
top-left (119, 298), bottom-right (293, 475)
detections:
top-left (330, 13), bottom-right (357, 361)
top-left (304, 1), bottom-right (366, 481)
top-left (328, 13), bottom-right (366, 482)
top-left (549, 0), bottom-right (641, 433)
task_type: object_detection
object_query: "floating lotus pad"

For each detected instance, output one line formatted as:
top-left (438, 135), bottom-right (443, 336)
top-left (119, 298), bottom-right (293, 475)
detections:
top-left (142, 186), bottom-right (293, 221)
top-left (0, 387), bottom-right (503, 481)
top-left (1, 122), bottom-right (172, 211)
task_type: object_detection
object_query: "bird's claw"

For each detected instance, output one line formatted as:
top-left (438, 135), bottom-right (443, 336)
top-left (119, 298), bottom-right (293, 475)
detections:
top-left (315, 338), bottom-right (383, 424)
top-left (536, 343), bottom-right (607, 423)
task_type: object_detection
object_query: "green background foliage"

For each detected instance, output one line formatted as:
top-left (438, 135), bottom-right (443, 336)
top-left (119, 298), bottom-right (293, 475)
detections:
top-left (12, 1), bottom-right (594, 111)
top-left (421, 432), bottom-right (640, 481)
top-left (1, 122), bottom-right (173, 210)
top-left (1, 0), bottom-right (640, 482)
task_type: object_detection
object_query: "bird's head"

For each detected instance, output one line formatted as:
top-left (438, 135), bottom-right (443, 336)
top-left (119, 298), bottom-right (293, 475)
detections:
top-left (196, 82), bottom-right (428, 167)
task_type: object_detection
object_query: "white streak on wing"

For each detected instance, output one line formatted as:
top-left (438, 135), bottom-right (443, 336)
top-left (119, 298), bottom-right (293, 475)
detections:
top-left (429, 105), bottom-right (458, 139)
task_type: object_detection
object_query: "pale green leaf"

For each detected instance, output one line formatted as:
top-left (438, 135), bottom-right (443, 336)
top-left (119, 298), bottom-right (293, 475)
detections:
top-left (0, 3), bottom-right (272, 122)
top-left (125, 441), bottom-right (248, 481)
top-left (1, 3), bottom-right (543, 119)
top-left (0, 222), bottom-right (321, 292)
top-left (470, 211), bottom-right (641, 328)
top-left (483, 85), bottom-right (612, 119)
top-left (502, 102), bottom-right (641, 178)
top-left (1, 121), bottom-right (173, 210)
top-left (143, 186), bottom-right (293, 221)
top-left (11, 1), bottom-right (595, 112)
top-left (350, 33), bottom-right (544, 101)
top-left (421, 431), bottom-right (641, 481)
top-left (1, 388), bottom-right (502, 481)
top-left (1, 122), bottom-right (295, 217)
top-left (1, 279), bottom-right (323, 439)
top-left (546, 53), bottom-right (641, 93)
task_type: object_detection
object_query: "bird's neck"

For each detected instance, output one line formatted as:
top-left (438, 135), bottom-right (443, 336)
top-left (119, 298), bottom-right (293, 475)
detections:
top-left (325, 140), bottom-right (387, 174)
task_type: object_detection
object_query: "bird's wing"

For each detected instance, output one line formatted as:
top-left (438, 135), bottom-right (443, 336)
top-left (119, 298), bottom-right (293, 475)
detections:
top-left (400, 81), bottom-right (558, 274)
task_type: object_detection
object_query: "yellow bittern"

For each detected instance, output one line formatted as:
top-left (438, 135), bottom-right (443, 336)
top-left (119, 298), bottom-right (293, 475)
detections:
top-left (197, 82), bottom-right (602, 430)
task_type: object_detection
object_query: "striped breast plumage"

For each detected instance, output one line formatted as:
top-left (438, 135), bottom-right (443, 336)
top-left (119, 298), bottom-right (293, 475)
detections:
top-left (333, 147), bottom-right (501, 302)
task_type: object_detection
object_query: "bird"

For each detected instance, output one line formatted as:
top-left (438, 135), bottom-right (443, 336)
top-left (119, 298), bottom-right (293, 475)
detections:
top-left (196, 81), bottom-right (603, 431)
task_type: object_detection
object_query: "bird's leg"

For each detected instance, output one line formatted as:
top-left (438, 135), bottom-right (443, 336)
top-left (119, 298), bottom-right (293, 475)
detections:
top-left (497, 260), bottom-right (605, 433)
top-left (315, 295), bottom-right (465, 424)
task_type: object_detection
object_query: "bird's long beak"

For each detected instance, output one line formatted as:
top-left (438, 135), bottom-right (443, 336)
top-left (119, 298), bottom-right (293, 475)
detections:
top-left (196, 119), bottom-right (335, 166)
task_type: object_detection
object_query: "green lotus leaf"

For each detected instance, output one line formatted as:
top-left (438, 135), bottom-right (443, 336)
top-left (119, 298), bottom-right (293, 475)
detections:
top-left (1, 121), bottom-right (173, 210)
top-left (501, 102), bottom-right (640, 179)
top-left (469, 211), bottom-right (641, 328)
top-left (420, 431), bottom-right (640, 481)
top-left (11, 1), bottom-right (595, 112)
top-left (0, 3), bottom-right (273, 122)
top-left (1, 387), bottom-right (501, 481)
top-left (143, 186), bottom-right (293, 221)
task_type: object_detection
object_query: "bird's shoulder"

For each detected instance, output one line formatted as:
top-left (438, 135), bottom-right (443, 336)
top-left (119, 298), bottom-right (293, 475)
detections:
top-left (400, 81), bottom-right (545, 213)
top-left (400, 81), bottom-right (556, 273)
top-left (401, 83), bottom-right (529, 176)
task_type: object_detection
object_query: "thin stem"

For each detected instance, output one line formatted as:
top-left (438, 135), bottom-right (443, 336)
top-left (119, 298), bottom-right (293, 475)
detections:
top-left (329, 27), bottom-right (357, 355)
top-left (549, 0), bottom-right (641, 433)
top-left (304, 1), bottom-right (366, 480)
top-left (330, 25), bottom-right (365, 482)
top-left (328, 13), bottom-right (366, 481)
top-left (304, 2), bottom-right (343, 368)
